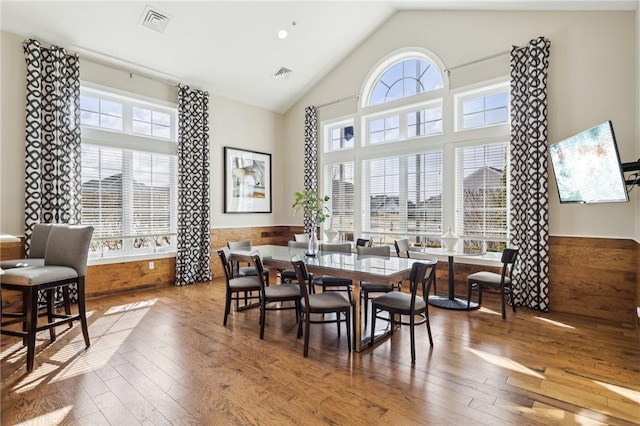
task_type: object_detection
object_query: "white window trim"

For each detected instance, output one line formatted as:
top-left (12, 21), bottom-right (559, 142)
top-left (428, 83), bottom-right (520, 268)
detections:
top-left (453, 78), bottom-right (510, 132)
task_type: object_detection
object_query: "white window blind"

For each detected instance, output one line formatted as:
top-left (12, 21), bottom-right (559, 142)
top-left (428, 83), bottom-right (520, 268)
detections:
top-left (80, 86), bottom-right (178, 259)
top-left (324, 162), bottom-right (354, 232)
top-left (455, 143), bottom-right (508, 253)
top-left (362, 151), bottom-right (442, 246)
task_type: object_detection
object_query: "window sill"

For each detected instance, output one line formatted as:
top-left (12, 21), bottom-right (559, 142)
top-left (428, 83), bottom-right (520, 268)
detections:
top-left (87, 251), bottom-right (176, 266)
top-left (409, 250), bottom-right (503, 267)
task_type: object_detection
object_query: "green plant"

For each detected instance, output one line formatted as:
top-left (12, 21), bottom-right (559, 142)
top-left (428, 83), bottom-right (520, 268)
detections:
top-left (292, 189), bottom-right (330, 224)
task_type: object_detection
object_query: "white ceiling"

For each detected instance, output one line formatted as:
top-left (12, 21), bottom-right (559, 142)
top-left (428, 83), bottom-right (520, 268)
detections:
top-left (1, 1), bottom-right (637, 113)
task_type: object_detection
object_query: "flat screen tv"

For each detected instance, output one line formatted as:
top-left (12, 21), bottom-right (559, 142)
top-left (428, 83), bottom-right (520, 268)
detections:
top-left (549, 121), bottom-right (628, 204)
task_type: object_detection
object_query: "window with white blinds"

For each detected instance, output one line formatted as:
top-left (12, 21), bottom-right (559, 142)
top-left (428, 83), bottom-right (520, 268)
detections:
top-left (324, 162), bottom-right (354, 232)
top-left (80, 86), bottom-right (178, 259)
top-left (362, 151), bottom-right (443, 246)
top-left (455, 143), bottom-right (508, 253)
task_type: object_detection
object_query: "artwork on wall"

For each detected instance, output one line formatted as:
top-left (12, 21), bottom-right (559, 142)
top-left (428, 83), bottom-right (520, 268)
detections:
top-left (224, 146), bottom-right (272, 213)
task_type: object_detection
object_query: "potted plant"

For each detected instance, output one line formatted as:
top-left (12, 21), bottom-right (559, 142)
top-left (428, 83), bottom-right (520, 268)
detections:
top-left (292, 189), bottom-right (329, 255)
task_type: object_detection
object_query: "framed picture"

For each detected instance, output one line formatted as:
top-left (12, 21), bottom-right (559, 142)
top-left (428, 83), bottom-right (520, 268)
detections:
top-left (224, 147), bottom-right (272, 213)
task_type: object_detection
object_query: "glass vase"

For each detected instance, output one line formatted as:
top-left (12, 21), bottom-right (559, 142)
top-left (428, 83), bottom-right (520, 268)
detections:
top-left (307, 230), bottom-right (319, 256)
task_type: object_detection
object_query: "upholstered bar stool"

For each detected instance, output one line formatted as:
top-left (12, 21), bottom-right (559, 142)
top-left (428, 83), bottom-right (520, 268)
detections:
top-left (0, 223), bottom-right (54, 269)
top-left (0, 225), bottom-right (94, 372)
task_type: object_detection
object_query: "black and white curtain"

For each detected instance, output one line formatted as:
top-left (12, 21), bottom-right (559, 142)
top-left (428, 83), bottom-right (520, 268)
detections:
top-left (23, 39), bottom-right (81, 254)
top-left (509, 36), bottom-right (551, 311)
top-left (176, 85), bottom-right (212, 286)
top-left (303, 106), bottom-right (318, 235)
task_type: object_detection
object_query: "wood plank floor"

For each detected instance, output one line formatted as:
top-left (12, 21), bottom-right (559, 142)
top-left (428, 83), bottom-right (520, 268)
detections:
top-left (2, 279), bottom-right (639, 425)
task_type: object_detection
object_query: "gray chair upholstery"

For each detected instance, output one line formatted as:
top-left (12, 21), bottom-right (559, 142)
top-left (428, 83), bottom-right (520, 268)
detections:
top-left (293, 233), bottom-right (309, 242)
top-left (394, 239), bottom-right (411, 258)
top-left (291, 258), bottom-right (352, 357)
top-left (218, 247), bottom-right (261, 326)
top-left (370, 259), bottom-right (437, 363)
top-left (0, 223), bottom-right (54, 269)
top-left (252, 253), bottom-right (301, 340)
top-left (467, 248), bottom-right (519, 319)
top-left (0, 225), bottom-right (94, 372)
top-left (280, 241), bottom-right (310, 283)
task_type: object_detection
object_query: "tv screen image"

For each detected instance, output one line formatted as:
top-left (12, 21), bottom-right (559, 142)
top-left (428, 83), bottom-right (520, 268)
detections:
top-left (549, 121), bottom-right (628, 204)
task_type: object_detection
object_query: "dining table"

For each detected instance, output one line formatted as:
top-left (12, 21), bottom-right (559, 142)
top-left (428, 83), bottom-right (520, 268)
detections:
top-left (229, 244), bottom-right (423, 352)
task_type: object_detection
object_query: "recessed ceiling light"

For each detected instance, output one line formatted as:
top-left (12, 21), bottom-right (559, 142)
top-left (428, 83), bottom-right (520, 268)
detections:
top-left (277, 30), bottom-right (288, 40)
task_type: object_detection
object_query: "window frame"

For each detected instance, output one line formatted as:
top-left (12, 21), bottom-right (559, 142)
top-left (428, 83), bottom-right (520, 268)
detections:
top-left (454, 81), bottom-right (510, 132)
top-left (80, 83), bottom-right (179, 264)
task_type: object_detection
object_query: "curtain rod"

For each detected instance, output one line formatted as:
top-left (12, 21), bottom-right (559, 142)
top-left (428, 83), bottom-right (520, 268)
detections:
top-left (128, 72), bottom-right (180, 88)
top-left (316, 94), bottom-right (359, 109)
top-left (444, 44), bottom-right (527, 75)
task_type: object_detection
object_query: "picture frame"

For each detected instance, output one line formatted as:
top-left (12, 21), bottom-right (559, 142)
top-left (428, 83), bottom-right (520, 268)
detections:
top-left (224, 146), bottom-right (272, 213)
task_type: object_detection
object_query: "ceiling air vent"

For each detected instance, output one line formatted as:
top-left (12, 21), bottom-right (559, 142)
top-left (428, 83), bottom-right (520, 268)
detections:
top-left (139, 6), bottom-right (171, 33)
top-left (272, 66), bottom-right (293, 80)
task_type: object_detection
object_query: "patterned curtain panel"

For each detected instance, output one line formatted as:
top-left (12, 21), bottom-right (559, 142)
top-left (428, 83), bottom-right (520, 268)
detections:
top-left (303, 106), bottom-right (318, 235)
top-left (23, 39), bottom-right (81, 254)
top-left (509, 36), bottom-right (551, 312)
top-left (176, 85), bottom-right (212, 286)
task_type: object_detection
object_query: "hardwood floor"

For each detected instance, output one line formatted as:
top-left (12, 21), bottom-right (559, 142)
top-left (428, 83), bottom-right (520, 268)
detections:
top-left (2, 279), bottom-right (639, 425)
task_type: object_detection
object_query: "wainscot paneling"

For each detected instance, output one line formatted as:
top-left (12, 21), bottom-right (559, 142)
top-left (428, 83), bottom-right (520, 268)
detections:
top-left (549, 236), bottom-right (637, 325)
top-left (85, 257), bottom-right (176, 298)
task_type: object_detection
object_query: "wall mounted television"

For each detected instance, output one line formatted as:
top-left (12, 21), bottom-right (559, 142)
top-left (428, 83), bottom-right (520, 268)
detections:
top-left (549, 121), bottom-right (629, 204)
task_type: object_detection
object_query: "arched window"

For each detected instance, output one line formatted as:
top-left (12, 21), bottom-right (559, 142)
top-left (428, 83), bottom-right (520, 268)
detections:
top-left (367, 57), bottom-right (444, 106)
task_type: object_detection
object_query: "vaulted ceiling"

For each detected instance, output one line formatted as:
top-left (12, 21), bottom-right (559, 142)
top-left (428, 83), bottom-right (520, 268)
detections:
top-left (1, 1), bottom-right (636, 113)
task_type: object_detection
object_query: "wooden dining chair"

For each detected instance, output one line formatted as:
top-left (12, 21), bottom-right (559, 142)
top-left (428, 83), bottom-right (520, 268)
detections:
top-left (291, 258), bottom-right (352, 357)
top-left (370, 259), bottom-right (437, 363)
top-left (252, 253), bottom-right (301, 339)
top-left (217, 247), bottom-right (261, 326)
top-left (356, 245), bottom-right (398, 326)
top-left (467, 248), bottom-right (519, 319)
top-left (313, 243), bottom-right (353, 302)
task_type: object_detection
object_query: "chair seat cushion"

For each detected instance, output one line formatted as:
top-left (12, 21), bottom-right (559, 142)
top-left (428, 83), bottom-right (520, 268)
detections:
top-left (238, 266), bottom-right (269, 277)
top-left (304, 292), bottom-right (351, 310)
top-left (372, 292), bottom-right (426, 312)
top-left (280, 269), bottom-right (297, 279)
top-left (361, 282), bottom-right (393, 292)
top-left (228, 276), bottom-right (261, 291)
top-left (313, 276), bottom-right (352, 286)
top-left (1, 266), bottom-right (78, 286)
top-left (468, 271), bottom-right (511, 286)
top-left (0, 258), bottom-right (45, 269)
top-left (264, 283), bottom-right (300, 299)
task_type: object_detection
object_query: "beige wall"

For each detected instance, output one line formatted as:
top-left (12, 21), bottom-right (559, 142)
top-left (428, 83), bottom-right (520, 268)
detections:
top-left (0, 29), bottom-right (284, 236)
top-left (283, 10), bottom-right (638, 239)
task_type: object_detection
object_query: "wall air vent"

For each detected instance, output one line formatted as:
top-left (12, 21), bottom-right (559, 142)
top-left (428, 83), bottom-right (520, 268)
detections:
top-left (272, 67), bottom-right (293, 80)
top-left (139, 6), bottom-right (171, 33)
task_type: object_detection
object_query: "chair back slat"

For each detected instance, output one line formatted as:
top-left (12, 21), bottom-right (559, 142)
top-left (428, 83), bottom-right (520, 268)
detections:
top-left (291, 259), bottom-right (311, 314)
top-left (250, 252), bottom-right (267, 296)
top-left (319, 243), bottom-right (351, 253)
top-left (227, 240), bottom-right (251, 250)
top-left (356, 245), bottom-right (391, 258)
top-left (217, 247), bottom-right (234, 282)
top-left (409, 259), bottom-right (438, 308)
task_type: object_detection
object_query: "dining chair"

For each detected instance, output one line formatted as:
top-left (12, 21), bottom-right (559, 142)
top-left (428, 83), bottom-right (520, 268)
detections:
top-left (251, 252), bottom-right (301, 339)
top-left (467, 248), bottom-right (519, 319)
top-left (217, 247), bottom-right (261, 326)
top-left (227, 240), bottom-right (270, 282)
top-left (280, 241), bottom-right (309, 283)
top-left (356, 245), bottom-right (398, 326)
top-left (0, 225), bottom-right (94, 372)
top-left (313, 243), bottom-right (353, 302)
top-left (369, 259), bottom-right (437, 363)
top-left (356, 238), bottom-right (373, 248)
top-left (394, 239), bottom-right (411, 258)
top-left (394, 238), bottom-right (437, 296)
top-left (293, 233), bottom-right (309, 242)
top-left (291, 258), bottom-right (352, 357)
top-left (0, 223), bottom-right (53, 269)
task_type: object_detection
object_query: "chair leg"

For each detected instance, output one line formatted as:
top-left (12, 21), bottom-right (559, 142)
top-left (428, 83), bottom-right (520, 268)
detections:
top-left (345, 308), bottom-right (352, 353)
top-left (26, 288), bottom-right (38, 372)
top-left (500, 287), bottom-right (507, 320)
top-left (369, 306), bottom-right (377, 347)
top-left (467, 281), bottom-right (472, 310)
top-left (303, 317), bottom-right (311, 357)
top-left (77, 278), bottom-right (90, 348)
top-left (259, 301), bottom-right (266, 340)
top-left (336, 312), bottom-right (341, 337)
top-left (46, 288), bottom-right (56, 342)
top-left (297, 312), bottom-right (303, 338)
top-left (410, 313), bottom-right (416, 363)
top-left (426, 309), bottom-right (434, 347)
top-left (224, 291), bottom-right (232, 326)
top-left (62, 286), bottom-right (73, 329)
